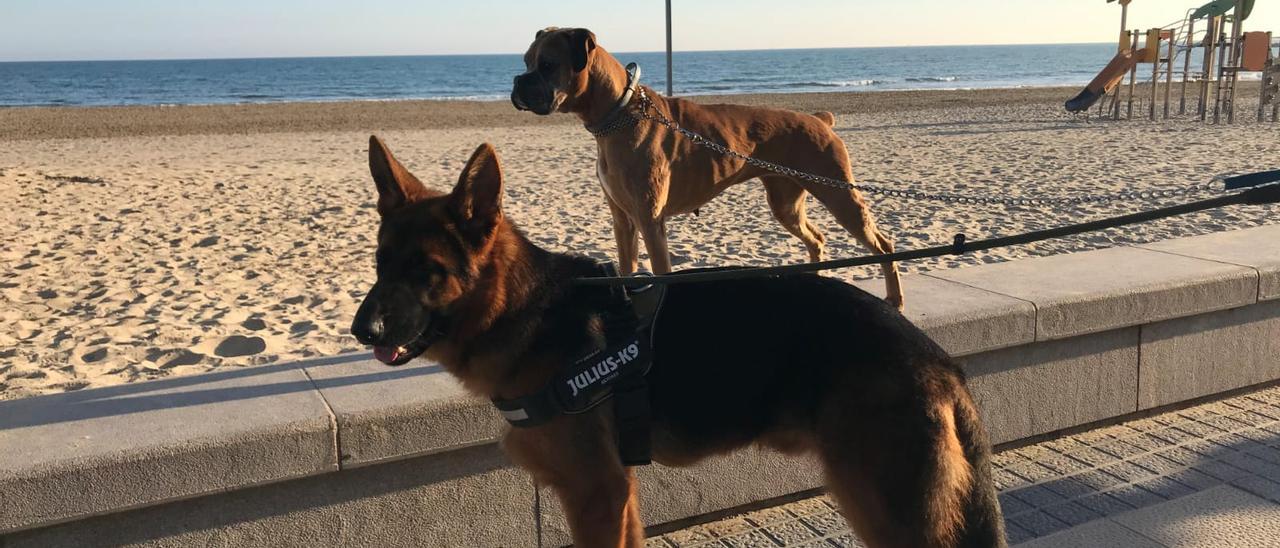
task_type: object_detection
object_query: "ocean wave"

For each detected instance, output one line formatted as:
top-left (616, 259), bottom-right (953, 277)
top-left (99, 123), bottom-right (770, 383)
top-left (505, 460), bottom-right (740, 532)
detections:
top-left (420, 94), bottom-right (507, 101)
top-left (688, 79), bottom-right (886, 91)
top-left (784, 79), bottom-right (888, 88)
top-left (762, 79), bottom-right (885, 88)
top-left (905, 76), bottom-right (959, 83)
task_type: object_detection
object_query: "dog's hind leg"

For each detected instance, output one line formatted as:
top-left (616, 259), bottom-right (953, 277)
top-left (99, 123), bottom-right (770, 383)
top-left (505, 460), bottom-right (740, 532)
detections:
top-left (817, 412), bottom-right (932, 547)
top-left (762, 176), bottom-right (826, 262)
top-left (802, 172), bottom-right (904, 310)
top-left (816, 387), bottom-right (989, 547)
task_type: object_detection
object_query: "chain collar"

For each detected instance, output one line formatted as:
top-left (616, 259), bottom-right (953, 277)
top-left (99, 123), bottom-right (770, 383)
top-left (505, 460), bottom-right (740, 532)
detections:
top-left (585, 63), bottom-right (643, 138)
top-left (628, 87), bottom-right (1224, 207)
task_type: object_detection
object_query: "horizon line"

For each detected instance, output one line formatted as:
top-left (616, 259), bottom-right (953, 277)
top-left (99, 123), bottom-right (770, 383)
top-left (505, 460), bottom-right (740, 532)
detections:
top-left (0, 41), bottom-right (1113, 64)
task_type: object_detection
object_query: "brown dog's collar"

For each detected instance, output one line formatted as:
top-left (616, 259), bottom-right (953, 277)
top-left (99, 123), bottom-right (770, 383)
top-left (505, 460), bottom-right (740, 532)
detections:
top-left (585, 63), bottom-right (642, 137)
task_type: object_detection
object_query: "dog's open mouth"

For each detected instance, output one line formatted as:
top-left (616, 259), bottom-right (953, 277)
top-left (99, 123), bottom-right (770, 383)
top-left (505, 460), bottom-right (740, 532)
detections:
top-left (371, 321), bottom-right (438, 366)
top-left (372, 337), bottom-right (430, 366)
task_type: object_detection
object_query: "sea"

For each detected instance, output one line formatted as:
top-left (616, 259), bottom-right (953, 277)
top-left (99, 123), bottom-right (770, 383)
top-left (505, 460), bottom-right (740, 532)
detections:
top-left (0, 43), bottom-right (1144, 108)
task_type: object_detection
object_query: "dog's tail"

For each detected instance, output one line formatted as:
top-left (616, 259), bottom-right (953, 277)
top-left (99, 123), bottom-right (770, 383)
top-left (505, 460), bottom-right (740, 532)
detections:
top-left (811, 111), bottom-right (835, 126)
top-left (945, 386), bottom-right (1007, 548)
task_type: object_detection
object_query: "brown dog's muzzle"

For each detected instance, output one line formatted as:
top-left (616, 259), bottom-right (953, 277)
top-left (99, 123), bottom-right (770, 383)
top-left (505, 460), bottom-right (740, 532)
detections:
top-left (511, 72), bottom-right (554, 115)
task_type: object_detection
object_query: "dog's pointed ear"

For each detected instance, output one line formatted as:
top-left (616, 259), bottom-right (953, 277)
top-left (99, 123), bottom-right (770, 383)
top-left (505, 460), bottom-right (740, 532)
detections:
top-left (451, 143), bottom-right (504, 234)
top-left (369, 135), bottom-right (431, 215)
top-left (568, 28), bottom-right (597, 72)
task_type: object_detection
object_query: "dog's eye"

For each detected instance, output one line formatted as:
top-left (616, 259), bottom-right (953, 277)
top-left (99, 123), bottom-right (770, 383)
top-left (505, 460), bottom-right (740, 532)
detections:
top-left (421, 261), bottom-right (446, 283)
top-left (539, 60), bottom-right (556, 73)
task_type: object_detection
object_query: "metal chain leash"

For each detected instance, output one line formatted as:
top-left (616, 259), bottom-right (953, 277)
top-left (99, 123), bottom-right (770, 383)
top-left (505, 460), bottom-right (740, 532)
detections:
top-left (630, 89), bottom-right (1224, 207)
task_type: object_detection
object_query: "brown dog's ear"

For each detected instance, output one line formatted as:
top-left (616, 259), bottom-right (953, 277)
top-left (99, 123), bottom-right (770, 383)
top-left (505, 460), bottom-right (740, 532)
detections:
top-left (568, 28), bottom-right (597, 72)
top-left (369, 135), bottom-right (432, 215)
top-left (450, 143), bottom-right (504, 234)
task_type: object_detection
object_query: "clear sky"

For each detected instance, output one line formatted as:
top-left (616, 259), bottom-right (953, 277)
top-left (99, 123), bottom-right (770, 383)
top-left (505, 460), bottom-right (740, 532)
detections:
top-left (2, 0), bottom-right (1278, 61)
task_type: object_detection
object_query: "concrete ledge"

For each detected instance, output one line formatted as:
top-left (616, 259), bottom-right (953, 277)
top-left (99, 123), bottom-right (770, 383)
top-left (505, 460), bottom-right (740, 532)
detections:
top-left (855, 274), bottom-right (1035, 357)
top-left (540, 450), bottom-right (825, 547)
top-left (1140, 224), bottom-right (1280, 301)
top-left (0, 363), bottom-right (337, 534)
top-left (962, 328), bottom-right (1139, 444)
top-left (301, 358), bottom-right (503, 468)
top-left (4, 228), bottom-right (1280, 545)
top-left (932, 246), bottom-right (1258, 341)
top-left (4, 444), bottom-right (537, 548)
top-left (1138, 299), bottom-right (1280, 409)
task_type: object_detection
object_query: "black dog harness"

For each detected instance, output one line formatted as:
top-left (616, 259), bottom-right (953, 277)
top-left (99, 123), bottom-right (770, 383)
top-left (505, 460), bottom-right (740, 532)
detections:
top-left (491, 263), bottom-right (665, 466)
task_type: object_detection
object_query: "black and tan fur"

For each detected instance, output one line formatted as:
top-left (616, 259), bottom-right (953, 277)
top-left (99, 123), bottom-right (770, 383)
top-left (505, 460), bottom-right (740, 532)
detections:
top-left (351, 137), bottom-right (1005, 547)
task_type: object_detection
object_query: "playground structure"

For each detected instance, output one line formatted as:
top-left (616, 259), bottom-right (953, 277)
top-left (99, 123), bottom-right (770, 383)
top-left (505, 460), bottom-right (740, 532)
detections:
top-left (1065, 0), bottom-right (1279, 123)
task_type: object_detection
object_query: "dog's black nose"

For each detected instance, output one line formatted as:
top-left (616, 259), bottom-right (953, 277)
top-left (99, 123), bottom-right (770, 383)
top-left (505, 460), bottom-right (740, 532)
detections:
top-left (351, 315), bottom-right (384, 346)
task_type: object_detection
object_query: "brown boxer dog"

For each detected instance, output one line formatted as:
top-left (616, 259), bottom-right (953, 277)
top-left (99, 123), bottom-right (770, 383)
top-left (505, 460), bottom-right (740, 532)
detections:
top-left (511, 27), bottom-right (904, 309)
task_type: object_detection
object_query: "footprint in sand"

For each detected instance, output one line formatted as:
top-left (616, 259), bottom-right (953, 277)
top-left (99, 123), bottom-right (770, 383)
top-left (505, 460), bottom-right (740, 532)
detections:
top-left (214, 335), bottom-right (267, 358)
top-left (289, 321), bottom-right (317, 336)
top-left (241, 317), bottom-right (267, 331)
top-left (164, 350), bottom-right (205, 368)
top-left (194, 235), bottom-right (220, 248)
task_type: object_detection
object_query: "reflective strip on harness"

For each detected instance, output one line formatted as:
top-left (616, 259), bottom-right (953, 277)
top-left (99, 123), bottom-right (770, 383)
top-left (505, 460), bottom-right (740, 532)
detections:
top-left (492, 330), bottom-right (652, 428)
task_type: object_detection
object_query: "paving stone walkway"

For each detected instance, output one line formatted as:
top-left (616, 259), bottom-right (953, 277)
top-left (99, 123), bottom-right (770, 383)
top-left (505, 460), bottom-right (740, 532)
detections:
top-left (649, 384), bottom-right (1280, 547)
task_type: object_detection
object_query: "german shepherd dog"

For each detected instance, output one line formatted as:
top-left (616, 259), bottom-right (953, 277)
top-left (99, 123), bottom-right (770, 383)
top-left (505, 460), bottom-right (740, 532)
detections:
top-left (351, 136), bottom-right (1005, 548)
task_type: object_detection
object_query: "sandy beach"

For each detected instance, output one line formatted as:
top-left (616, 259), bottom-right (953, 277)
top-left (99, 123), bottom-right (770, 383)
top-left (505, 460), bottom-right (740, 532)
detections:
top-left (2, 86), bottom-right (1277, 400)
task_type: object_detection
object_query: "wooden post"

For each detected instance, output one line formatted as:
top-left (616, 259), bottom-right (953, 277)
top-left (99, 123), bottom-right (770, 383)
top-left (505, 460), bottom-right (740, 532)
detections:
top-left (1119, 0), bottom-right (1130, 48)
top-left (1181, 17), bottom-right (1195, 114)
top-left (1127, 31), bottom-right (1140, 120)
top-left (1226, 0), bottom-right (1245, 123)
top-left (1164, 30), bottom-right (1174, 119)
top-left (1150, 31), bottom-right (1160, 121)
top-left (1273, 87), bottom-right (1279, 121)
top-left (1200, 16), bottom-right (1219, 120)
top-left (1262, 61), bottom-right (1270, 122)
top-left (1214, 16), bottom-right (1230, 123)
top-left (665, 0), bottom-right (673, 97)
top-left (1262, 34), bottom-right (1275, 122)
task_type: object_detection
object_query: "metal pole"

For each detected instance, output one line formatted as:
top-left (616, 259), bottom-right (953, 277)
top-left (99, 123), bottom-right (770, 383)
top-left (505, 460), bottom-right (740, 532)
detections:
top-left (665, 0), bottom-right (673, 97)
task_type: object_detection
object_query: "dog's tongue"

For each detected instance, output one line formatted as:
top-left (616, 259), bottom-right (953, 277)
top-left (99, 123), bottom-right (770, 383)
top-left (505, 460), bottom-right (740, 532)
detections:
top-left (373, 346), bottom-right (401, 365)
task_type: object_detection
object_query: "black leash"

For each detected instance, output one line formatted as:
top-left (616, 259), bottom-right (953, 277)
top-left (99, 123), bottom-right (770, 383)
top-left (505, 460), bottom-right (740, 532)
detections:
top-left (574, 171), bottom-right (1280, 287)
